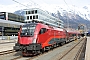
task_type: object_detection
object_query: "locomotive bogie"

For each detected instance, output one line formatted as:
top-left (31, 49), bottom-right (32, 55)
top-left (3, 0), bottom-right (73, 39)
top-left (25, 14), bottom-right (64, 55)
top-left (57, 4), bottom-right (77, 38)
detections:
top-left (13, 43), bottom-right (20, 51)
top-left (14, 43), bottom-right (41, 51)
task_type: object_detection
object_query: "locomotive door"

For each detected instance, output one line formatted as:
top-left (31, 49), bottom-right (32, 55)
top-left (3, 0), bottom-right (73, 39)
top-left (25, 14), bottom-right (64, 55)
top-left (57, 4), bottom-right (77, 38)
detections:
top-left (37, 28), bottom-right (49, 44)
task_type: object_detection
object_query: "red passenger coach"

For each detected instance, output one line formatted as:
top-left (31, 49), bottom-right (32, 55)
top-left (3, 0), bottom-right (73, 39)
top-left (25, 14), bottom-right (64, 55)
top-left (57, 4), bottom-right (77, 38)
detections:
top-left (13, 23), bottom-right (67, 55)
top-left (66, 29), bottom-right (81, 42)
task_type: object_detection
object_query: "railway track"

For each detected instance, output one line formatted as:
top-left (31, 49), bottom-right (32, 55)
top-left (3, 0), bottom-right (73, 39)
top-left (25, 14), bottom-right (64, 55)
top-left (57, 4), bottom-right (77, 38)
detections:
top-left (11, 56), bottom-right (22, 60)
top-left (10, 41), bottom-right (67, 60)
top-left (74, 38), bottom-right (87, 60)
top-left (27, 38), bottom-right (86, 60)
top-left (11, 48), bottom-right (54, 60)
top-left (0, 42), bottom-right (15, 44)
top-left (0, 38), bottom-right (86, 60)
top-left (58, 38), bottom-right (87, 60)
top-left (0, 50), bottom-right (15, 56)
top-left (30, 37), bottom-right (86, 60)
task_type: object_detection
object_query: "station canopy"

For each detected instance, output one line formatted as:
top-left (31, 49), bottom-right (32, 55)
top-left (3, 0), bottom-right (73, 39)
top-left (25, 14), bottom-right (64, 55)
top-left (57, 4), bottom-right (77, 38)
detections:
top-left (0, 19), bottom-right (25, 27)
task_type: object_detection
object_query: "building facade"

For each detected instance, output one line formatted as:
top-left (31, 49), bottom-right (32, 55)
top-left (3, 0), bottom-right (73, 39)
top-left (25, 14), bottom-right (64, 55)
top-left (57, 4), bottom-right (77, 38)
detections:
top-left (24, 8), bottom-right (64, 28)
top-left (0, 12), bottom-right (25, 23)
top-left (0, 12), bottom-right (25, 36)
top-left (0, 9), bottom-right (64, 36)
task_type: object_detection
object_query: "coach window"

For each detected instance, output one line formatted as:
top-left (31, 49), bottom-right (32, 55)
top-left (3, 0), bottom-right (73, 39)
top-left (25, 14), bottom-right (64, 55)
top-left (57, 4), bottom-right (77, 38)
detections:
top-left (39, 28), bottom-right (47, 34)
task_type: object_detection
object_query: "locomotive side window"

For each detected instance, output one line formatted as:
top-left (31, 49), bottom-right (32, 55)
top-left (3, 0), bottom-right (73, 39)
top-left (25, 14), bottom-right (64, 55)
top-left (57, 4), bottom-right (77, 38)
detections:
top-left (39, 28), bottom-right (47, 34)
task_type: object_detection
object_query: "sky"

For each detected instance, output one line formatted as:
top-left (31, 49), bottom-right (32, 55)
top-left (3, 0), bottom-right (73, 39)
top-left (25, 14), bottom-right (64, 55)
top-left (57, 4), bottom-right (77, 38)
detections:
top-left (0, 0), bottom-right (90, 12)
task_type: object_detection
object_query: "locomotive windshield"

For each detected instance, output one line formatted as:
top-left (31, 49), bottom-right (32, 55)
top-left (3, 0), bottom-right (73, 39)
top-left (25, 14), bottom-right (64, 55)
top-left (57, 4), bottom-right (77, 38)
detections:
top-left (20, 24), bottom-right (36, 37)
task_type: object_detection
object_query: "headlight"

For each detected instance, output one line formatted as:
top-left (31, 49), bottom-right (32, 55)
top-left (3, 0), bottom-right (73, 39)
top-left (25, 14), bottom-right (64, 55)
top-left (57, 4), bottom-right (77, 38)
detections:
top-left (32, 38), bottom-right (36, 43)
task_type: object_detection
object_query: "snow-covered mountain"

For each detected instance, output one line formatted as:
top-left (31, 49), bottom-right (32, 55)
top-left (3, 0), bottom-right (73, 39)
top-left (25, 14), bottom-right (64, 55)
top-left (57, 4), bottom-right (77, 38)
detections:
top-left (14, 5), bottom-right (90, 30)
top-left (45, 5), bottom-right (90, 30)
top-left (47, 5), bottom-right (90, 20)
top-left (0, 1), bottom-right (90, 21)
top-left (14, 4), bottom-right (90, 21)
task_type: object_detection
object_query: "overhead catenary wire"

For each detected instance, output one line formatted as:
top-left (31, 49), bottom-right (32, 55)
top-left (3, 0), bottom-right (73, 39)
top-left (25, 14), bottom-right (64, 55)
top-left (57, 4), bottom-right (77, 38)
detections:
top-left (63, 0), bottom-right (79, 29)
top-left (63, 0), bottom-right (70, 29)
top-left (12, 0), bottom-right (64, 28)
top-left (12, 0), bottom-right (42, 9)
top-left (63, 0), bottom-right (71, 10)
top-left (63, 0), bottom-right (87, 31)
top-left (12, 0), bottom-right (53, 16)
top-left (27, 0), bottom-right (40, 6)
top-left (13, 0), bottom-right (49, 16)
top-left (12, 0), bottom-right (29, 8)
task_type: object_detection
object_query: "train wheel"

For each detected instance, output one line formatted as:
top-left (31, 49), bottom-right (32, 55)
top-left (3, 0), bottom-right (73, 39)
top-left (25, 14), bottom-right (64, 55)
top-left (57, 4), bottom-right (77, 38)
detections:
top-left (56, 44), bottom-right (59, 47)
top-left (60, 42), bottom-right (65, 46)
top-left (53, 44), bottom-right (57, 48)
top-left (37, 50), bottom-right (41, 54)
top-left (41, 47), bottom-right (45, 53)
top-left (22, 52), bottom-right (28, 57)
top-left (50, 45), bottom-right (54, 50)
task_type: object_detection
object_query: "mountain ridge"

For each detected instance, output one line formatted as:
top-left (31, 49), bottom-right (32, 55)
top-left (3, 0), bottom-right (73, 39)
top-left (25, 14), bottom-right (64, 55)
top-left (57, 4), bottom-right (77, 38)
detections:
top-left (14, 5), bottom-right (90, 30)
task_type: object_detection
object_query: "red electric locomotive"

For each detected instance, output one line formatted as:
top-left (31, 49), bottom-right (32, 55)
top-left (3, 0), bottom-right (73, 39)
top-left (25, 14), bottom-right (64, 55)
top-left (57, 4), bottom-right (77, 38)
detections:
top-left (13, 23), bottom-right (80, 56)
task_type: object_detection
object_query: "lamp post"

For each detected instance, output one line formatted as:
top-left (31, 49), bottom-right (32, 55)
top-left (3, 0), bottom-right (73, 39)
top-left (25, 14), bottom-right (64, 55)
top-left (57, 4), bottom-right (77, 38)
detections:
top-left (84, 25), bottom-right (87, 37)
top-left (2, 26), bottom-right (4, 40)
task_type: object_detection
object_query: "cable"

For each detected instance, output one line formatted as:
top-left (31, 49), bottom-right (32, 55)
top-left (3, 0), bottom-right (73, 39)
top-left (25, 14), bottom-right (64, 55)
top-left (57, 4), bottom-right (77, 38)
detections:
top-left (63, 0), bottom-right (80, 29)
top-left (12, 0), bottom-right (29, 8)
top-left (63, 0), bottom-right (72, 11)
top-left (26, 0), bottom-right (45, 9)
top-left (12, 0), bottom-right (62, 27)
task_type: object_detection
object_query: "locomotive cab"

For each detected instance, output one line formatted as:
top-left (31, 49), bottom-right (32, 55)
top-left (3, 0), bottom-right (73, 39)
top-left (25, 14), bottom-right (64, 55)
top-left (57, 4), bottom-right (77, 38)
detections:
top-left (13, 23), bottom-right (42, 53)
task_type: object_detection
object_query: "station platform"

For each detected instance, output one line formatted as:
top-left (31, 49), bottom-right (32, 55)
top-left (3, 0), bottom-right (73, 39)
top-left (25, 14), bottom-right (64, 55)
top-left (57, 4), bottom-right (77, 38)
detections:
top-left (85, 37), bottom-right (90, 60)
top-left (0, 39), bottom-right (17, 52)
top-left (0, 39), bottom-right (17, 44)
